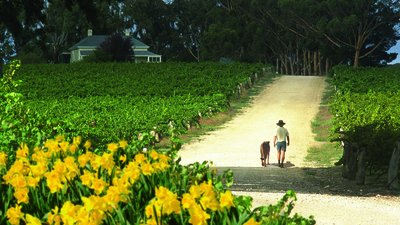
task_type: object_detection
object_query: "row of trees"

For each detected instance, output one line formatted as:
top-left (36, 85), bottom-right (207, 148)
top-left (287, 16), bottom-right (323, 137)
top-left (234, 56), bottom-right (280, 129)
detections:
top-left (1, 0), bottom-right (400, 74)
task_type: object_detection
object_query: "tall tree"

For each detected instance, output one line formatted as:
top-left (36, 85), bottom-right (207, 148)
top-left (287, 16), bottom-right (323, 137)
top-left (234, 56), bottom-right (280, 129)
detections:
top-left (278, 0), bottom-right (400, 67)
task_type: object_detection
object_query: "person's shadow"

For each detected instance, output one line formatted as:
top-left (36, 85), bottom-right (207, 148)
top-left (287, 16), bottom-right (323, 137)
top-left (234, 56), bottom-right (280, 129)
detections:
top-left (265, 161), bottom-right (295, 168)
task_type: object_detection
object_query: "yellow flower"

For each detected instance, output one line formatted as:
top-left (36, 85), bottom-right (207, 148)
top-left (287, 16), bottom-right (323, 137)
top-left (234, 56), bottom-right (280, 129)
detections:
top-left (27, 176), bottom-right (39, 189)
top-left (60, 201), bottom-right (77, 225)
top-left (84, 140), bottom-right (91, 150)
top-left (47, 206), bottom-right (62, 225)
top-left (182, 193), bottom-right (196, 210)
top-left (10, 174), bottom-right (27, 189)
top-left (73, 136), bottom-right (82, 145)
top-left (0, 151), bottom-right (7, 167)
top-left (82, 195), bottom-right (107, 213)
top-left (107, 143), bottom-right (118, 153)
top-left (149, 150), bottom-right (159, 160)
top-left (219, 190), bottom-right (235, 211)
top-left (90, 177), bottom-right (109, 195)
top-left (14, 187), bottom-right (29, 204)
top-left (16, 148), bottom-right (29, 159)
top-left (141, 162), bottom-right (154, 176)
top-left (69, 144), bottom-right (78, 154)
top-left (188, 204), bottom-right (210, 225)
top-left (78, 153), bottom-right (91, 168)
top-left (55, 135), bottom-right (65, 142)
top-left (189, 183), bottom-right (201, 199)
top-left (243, 218), bottom-right (262, 225)
top-left (158, 154), bottom-right (171, 163)
top-left (79, 170), bottom-right (94, 187)
top-left (119, 140), bottom-right (128, 150)
top-left (119, 154), bottom-right (126, 164)
top-left (25, 214), bottom-right (42, 225)
top-left (6, 204), bottom-right (24, 225)
top-left (200, 192), bottom-right (219, 211)
top-left (135, 153), bottom-right (146, 164)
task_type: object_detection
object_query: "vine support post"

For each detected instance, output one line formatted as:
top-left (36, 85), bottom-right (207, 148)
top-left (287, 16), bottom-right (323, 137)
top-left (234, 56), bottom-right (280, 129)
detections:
top-left (356, 147), bottom-right (367, 185)
top-left (387, 141), bottom-right (400, 190)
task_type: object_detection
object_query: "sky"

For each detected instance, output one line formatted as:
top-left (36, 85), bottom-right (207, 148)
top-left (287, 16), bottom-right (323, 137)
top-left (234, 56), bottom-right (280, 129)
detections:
top-left (388, 41), bottom-right (400, 64)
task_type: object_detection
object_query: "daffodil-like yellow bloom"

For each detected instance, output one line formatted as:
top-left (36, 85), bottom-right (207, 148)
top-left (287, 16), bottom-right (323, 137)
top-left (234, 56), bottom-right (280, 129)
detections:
top-left (69, 143), bottom-right (78, 154)
top-left (243, 218), bottom-right (262, 225)
top-left (103, 186), bottom-right (122, 211)
top-left (219, 190), bottom-right (235, 211)
top-left (80, 170), bottom-right (95, 187)
top-left (90, 177), bottom-right (109, 195)
top-left (60, 201), bottom-right (77, 225)
top-left (78, 152), bottom-right (92, 168)
top-left (141, 162), bottom-right (154, 176)
top-left (182, 193), bottom-right (196, 210)
top-left (83, 140), bottom-right (91, 150)
top-left (149, 150), bottom-right (159, 160)
top-left (16, 148), bottom-right (29, 159)
top-left (119, 140), bottom-right (128, 150)
top-left (135, 153), bottom-right (146, 164)
top-left (123, 161), bottom-right (141, 183)
top-left (188, 203), bottom-right (210, 225)
top-left (13, 187), bottom-right (29, 204)
top-left (7, 204), bottom-right (24, 225)
top-left (189, 183), bottom-right (201, 199)
top-left (47, 206), bottom-right (62, 225)
top-left (25, 214), bottom-right (42, 225)
top-left (82, 195), bottom-right (107, 213)
top-left (119, 154), bottom-right (126, 164)
top-left (107, 143), bottom-right (118, 153)
top-left (73, 136), bottom-right (81, 145)
top-left (158, 154), bottom-right (172, 163)
top-left (0, 151), bottom-right (7, 168)
top-left (55, 135), bottom-right (65, 142)
top-left (200, 191), bottom-right (219, 211)
top-left (9, 174), bottom-right (27, 189)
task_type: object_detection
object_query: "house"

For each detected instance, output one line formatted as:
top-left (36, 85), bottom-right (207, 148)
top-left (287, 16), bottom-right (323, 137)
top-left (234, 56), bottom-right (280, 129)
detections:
top-left (64, 30), bottom-right (161, 63)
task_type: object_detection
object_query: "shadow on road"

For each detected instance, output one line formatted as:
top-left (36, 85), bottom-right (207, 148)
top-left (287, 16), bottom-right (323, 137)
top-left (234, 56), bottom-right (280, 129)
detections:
top-left (215, 165), bottom-right (400, 198)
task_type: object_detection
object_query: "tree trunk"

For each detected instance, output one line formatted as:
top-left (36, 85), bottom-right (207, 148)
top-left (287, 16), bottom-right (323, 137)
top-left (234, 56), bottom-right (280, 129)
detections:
top-left (314, 51), bottom-right (317, 76)
top-left (318, 50), bottom-right (322, 76)
top-left (307, 50), bottom-right (311, 75)
top-left (303, 49), bottom-right (306, 76)
top-left (353, 48), bottom-right (360, 67)
top-left (326, 58), bottom-right (329, 76)
top-left (348, 143), bottom-right (359, 181)
top-left (388, 142), bottom-right (400, 190)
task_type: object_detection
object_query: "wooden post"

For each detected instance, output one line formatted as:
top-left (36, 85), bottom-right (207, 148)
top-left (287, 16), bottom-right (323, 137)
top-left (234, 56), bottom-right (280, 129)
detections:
top-left (356, 148), bottom-right (367, 185)
top-left (342, 142), bottom-right (349, 178)
top-left (348, 143), bottom-right (359, 181)
top-left (388, 142), bottom-right (400, 190)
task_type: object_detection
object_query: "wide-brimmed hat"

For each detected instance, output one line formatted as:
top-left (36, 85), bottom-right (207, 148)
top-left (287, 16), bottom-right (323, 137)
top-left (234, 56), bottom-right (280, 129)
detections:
top-left (276, 120), bottom-right (286, 126)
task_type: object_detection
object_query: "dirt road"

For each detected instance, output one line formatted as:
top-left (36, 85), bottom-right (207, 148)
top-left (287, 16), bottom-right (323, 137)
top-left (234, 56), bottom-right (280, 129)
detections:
top-left (178, 76), bottom-right (400, 225)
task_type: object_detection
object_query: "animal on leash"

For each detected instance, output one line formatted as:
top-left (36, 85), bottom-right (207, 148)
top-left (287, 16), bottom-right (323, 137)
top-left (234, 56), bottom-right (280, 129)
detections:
top-left (260, 141), bottom-right (270, 167)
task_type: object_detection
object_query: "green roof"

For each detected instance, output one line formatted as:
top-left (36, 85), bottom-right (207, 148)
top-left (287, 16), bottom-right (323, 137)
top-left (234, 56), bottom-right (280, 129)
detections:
top-left (69, 35), bottom-right (149, 51)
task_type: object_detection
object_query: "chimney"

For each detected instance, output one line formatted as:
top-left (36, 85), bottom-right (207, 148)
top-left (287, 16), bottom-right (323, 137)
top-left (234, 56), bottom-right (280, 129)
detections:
top-left (125, 30), bottom-right (130, 36)
top-left (88, 29), bottom-right (92, 37)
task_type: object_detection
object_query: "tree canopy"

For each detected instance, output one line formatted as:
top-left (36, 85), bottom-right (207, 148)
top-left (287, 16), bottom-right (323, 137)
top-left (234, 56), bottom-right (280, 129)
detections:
top-left (1, 0), bottom-right (399, 71)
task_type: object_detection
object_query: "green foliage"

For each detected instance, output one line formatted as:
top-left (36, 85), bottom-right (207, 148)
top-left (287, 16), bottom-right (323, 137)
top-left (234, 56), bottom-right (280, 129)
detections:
top-left (0, 60), bottom-right (66, 154)
top-left (329, 65), bottom-right (400, 167)
top-left (80, 50), bottom-right (113, 63)
top-left (254, 190), bottom-right (316, 224)
top-left (9, 62), bottom-right (263, 149)
top-left (12, 62), bottom-right (263, 100)
top-left (330, 65), bottom-right (400, 93)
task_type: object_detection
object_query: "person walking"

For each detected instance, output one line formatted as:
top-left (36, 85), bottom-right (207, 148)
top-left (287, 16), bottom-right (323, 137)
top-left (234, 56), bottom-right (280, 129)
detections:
top-left (273, 120), bottom-right (290, 168)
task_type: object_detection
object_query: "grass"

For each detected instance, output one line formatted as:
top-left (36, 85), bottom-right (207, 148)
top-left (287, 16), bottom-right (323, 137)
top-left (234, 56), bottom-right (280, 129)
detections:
top-left (155, 71), bottom-right (281, 150)
top-left (307, 78), bottom-right (342, 167)
top-left (305, 143), bottom-right (342, 166)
